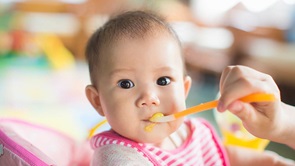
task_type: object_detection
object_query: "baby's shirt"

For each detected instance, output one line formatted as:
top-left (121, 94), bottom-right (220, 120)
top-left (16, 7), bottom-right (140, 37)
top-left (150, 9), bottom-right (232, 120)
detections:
top-left (90, 118), bottom-right (229, 166)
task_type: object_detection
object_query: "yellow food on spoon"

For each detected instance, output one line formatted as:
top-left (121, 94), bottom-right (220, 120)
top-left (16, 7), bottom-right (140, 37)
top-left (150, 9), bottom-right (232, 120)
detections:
top-left (145, 112), bottom-right (164, 132)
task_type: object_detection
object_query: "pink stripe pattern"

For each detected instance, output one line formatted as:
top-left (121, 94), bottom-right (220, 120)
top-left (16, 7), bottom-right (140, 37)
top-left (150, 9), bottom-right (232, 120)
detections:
top-left (91, 119), bottom-right (229, 166)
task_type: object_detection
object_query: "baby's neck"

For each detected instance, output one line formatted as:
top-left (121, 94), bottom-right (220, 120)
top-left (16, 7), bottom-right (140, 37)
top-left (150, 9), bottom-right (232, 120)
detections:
top-left (156, 123), bottom-right (190, 150)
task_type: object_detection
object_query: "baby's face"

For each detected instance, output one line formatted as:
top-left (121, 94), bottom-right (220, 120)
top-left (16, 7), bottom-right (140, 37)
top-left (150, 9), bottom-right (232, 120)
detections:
top-left (96, 34), bottom-right (191, 143)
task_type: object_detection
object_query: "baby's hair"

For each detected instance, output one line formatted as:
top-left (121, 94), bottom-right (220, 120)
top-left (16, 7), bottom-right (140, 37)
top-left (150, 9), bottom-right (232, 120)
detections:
top-left (85, 10), bottom-right (184, 85)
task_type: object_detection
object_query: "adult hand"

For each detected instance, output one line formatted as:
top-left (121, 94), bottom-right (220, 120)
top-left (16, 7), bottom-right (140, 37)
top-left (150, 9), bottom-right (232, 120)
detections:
top-left (217, 65), bottom-right (295, 148)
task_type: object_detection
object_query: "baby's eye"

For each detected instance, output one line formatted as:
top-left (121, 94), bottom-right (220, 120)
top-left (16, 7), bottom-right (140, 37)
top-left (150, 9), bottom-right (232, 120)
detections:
top-left (118, 79), bottom-right (135, 89)
top-left (157, 77), bottom-right (171, 86)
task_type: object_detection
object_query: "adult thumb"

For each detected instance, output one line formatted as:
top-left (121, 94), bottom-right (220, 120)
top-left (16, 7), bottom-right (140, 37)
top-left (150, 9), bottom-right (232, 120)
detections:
top-left (227, 100), bottom-right (251, 121)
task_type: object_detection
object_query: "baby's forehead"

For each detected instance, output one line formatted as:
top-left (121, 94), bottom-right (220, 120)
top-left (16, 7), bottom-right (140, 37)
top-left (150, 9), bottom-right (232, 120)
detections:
top-left (102, 33), bottom-right (169, 54)
top-left (103, 34), bottom-right (183, 66)
top-left (105, 32), bottom-right (181, 56)
top-left (93, 33), bottom-right (186, 84)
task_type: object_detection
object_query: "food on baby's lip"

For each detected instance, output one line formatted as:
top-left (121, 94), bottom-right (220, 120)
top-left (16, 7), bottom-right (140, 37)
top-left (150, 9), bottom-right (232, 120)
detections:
top-left (145, 112), bottom-right (164, 132)
top-left (149, 112), bottom-right (164, 122)
top-left (145, 123), bottom-right (156, 132)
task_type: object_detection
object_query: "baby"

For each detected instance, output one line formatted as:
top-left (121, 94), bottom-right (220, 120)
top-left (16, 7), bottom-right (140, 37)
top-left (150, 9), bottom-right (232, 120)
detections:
top-left (85, 10), bottom-right (294, 165)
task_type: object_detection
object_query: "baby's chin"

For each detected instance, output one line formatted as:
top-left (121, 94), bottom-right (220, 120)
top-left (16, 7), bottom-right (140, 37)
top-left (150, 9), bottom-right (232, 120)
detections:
top-left (116, 120), bottom-right (184, 144)
top-left (139, 127), bottom-right (180, 144)
top-left (134, 135), bottom-right (169, 145)
top-left (134, 131), bottom-right (168, 142)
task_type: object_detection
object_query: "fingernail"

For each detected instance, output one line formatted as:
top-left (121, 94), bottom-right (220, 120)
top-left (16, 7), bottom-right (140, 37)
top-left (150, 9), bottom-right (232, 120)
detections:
top-left (229, 101), bottom-right (243, 113)
top-left (217, 101), bottom-right (225, 112)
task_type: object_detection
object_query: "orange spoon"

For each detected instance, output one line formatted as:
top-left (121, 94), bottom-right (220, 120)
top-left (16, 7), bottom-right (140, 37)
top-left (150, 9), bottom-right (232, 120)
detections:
top-left (149, 93), bottom-right (276, 123)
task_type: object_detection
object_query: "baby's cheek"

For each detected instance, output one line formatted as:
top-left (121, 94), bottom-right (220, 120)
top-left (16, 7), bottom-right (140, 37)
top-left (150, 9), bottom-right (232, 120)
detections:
top-left (171, 118), bottom-right (184, 130)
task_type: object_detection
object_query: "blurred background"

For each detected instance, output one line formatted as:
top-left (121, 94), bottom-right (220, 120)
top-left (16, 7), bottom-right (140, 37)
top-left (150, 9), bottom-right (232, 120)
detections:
top-left (1, 0), bottom-right (295, 162)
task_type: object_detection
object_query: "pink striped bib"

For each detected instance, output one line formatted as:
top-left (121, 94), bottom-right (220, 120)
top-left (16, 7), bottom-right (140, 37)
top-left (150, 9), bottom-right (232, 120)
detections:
top-left (91, 118), bottom-right (229, 166)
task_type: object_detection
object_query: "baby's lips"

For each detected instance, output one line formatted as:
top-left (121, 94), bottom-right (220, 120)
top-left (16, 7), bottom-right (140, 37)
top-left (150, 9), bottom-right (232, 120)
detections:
top-left (149, 112), bottom-right (164, 122)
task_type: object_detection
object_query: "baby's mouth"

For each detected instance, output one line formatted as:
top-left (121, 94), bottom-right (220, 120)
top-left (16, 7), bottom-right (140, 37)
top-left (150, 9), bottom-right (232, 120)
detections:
top-left (149, 112), bottom-right (164, 122)
top-left (144, 112), bottom-right (164, 132)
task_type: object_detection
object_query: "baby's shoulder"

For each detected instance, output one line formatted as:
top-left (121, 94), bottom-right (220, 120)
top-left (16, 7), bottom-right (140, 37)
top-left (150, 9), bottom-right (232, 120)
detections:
top-left (92, 143), bottom-right (152, 165)
top-left (90, 130), bottom-right (153, 165)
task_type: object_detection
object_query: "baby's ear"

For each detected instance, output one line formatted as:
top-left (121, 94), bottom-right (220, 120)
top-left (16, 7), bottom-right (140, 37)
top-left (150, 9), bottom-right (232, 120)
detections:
top-left (183, 75), bottom-right (192, 98)
top-left (85, 85), bottom-right (105, 116)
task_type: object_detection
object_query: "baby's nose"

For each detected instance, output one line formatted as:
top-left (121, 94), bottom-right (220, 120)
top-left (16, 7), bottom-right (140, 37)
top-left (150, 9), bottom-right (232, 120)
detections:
top-left (136, 92), bottom-right (160, 107)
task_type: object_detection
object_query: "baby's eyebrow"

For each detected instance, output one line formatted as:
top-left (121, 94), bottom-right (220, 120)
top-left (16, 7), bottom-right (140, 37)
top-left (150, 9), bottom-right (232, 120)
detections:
top-left (109, 66), bottom-right (177, 77)
top-left (109, 68), bottom-right (134, 77)
top-left (160, 66), bottom-right (174, 70)
top-left (154, 66), bottom-right (177, 73)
